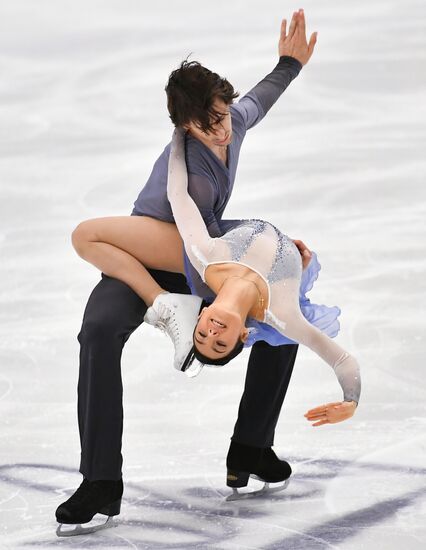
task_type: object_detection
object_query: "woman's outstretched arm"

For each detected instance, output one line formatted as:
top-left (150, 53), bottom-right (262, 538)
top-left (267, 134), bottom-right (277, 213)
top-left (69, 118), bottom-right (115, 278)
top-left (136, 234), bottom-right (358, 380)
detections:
top-left (272, 306), bottom-right (361, 406)
top-left (167, 127), bottom-right (217, 276)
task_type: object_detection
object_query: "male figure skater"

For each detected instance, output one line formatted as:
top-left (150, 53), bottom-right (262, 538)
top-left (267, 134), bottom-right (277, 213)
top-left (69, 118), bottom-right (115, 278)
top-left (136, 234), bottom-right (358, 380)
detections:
top-left (55, 9), bottom-right (317, 535)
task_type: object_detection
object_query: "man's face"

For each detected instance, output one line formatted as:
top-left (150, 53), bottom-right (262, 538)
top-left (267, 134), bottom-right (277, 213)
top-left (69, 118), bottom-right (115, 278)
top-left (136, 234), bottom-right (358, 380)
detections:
top-left (183, 97), bottom-right (232, 149)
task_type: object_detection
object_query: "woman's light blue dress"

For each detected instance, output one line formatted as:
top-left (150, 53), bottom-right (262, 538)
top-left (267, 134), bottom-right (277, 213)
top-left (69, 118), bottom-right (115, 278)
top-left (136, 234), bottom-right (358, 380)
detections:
top-left (183, 219), bottom-right (341, 348)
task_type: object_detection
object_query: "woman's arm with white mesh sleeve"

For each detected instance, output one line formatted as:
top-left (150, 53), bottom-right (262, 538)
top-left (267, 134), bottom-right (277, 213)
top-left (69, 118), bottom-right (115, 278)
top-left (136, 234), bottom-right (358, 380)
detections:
top-left (167, 127), bottom-right (216, 275)
top-left (266, 303), bottom-right (361, 406)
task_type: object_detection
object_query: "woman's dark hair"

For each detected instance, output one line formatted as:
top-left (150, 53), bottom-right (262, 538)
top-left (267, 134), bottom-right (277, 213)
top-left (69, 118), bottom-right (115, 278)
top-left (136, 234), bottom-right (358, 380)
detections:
top-left (193, 337), bottom-right (244, 366)
top-left (165, 53), bottom-right (240, 134)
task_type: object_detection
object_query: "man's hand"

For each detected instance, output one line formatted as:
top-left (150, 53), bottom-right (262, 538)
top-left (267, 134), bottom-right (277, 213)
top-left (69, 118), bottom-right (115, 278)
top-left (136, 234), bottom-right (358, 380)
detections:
top-left (291, 238), bottom-right (312, 270)
top-left (278, 9), bottom-right (317, 66)
top-left (304, 401), bottom-right (357, 427)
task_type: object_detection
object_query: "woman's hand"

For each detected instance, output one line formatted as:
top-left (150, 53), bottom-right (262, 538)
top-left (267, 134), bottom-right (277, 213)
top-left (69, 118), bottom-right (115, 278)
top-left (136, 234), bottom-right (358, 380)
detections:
top-left (304, 401), bottom-right (357, 426)
top-left (292, 238), bottom-right (312, 270)
top-left (278, 9), bottom-right (317, 66)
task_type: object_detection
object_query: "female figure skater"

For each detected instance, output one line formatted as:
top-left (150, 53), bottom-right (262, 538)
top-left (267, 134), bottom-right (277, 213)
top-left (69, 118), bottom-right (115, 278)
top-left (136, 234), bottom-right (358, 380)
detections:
top-left (156, 127), bottom-right (360, 406)
top-left (72, 125), bottom-right (360, 424)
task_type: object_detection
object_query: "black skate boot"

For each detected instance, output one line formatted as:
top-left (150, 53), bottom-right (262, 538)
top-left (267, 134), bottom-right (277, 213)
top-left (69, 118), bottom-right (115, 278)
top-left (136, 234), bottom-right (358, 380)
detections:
top-left (225, 441), bottom-right (291, 501)
top-left (55, 477), bottom-right (123, 537)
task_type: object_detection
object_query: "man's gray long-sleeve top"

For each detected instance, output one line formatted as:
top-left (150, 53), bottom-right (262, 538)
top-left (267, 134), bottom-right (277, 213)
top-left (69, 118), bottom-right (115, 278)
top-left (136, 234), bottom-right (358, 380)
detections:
top-left (130, 55), bottom-right (303, 234)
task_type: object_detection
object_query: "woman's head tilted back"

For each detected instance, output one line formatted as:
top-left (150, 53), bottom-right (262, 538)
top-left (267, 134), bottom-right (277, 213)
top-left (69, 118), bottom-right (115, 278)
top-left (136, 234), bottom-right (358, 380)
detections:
top-left (165, 54), bottom-right (240, 139)
top-left (192, 302), bottom-right (248, 366)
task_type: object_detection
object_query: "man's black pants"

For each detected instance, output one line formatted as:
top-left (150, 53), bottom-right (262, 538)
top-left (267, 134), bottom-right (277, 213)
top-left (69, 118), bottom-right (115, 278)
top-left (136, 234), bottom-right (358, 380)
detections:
top-left (77, 268), bottom-right (298, 481)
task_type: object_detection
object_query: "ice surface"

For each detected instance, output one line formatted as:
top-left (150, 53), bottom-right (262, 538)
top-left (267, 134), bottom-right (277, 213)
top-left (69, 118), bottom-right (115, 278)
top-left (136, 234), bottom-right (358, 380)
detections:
top-left (1, 0), bottom-right (425, 548)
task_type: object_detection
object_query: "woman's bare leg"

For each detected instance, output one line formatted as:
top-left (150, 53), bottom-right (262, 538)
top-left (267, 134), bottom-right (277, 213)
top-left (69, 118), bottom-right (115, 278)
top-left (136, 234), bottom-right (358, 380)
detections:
top-left (71, 215), bottom-right (185, 306)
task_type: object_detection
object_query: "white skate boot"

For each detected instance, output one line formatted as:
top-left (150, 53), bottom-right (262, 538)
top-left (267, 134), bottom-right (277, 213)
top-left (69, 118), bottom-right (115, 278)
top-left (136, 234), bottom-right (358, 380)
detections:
top-left (144, 292), bottom-right (204, 377)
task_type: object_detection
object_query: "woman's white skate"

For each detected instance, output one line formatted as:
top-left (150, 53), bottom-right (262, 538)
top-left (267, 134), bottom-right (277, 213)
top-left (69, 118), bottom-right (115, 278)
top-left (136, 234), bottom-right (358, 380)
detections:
top-left (144, 292), bottom-right (203, 375)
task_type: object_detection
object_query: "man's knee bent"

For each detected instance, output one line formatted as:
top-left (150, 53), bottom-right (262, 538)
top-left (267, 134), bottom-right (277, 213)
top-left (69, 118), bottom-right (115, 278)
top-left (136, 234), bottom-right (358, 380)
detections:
top-left (77, 317), bottom-right (123, 345)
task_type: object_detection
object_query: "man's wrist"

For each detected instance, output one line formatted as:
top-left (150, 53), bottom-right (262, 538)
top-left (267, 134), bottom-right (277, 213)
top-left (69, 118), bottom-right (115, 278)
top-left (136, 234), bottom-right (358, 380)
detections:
top-left (278, 55), bottom-right (303, 72)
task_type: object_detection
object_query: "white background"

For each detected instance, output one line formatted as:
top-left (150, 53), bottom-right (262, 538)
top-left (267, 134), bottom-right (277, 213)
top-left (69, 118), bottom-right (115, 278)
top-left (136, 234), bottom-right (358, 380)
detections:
top-left (1, 0), bottom-right (425, 548)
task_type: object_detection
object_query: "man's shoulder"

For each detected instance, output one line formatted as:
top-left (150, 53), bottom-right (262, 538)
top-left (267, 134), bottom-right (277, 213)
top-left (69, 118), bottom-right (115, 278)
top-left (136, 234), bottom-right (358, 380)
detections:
top-left (230, 102), bottom-right (247, 130)
top-left (230, 93), bottom-right (265, 132)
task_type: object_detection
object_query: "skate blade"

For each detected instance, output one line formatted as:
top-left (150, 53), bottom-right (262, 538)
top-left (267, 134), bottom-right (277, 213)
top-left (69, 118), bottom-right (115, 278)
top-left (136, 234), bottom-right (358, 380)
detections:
top-left (56, 515), bottom-right (117, 537)
top-left (225, 477), bottom-right (290, 502)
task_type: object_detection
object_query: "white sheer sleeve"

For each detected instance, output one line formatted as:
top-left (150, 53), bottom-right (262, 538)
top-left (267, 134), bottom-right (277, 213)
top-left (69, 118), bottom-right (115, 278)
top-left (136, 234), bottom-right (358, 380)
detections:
top-left (167, 127), bottom-right (217, 277)
top-left (266, 299), bottom-right (361, 405)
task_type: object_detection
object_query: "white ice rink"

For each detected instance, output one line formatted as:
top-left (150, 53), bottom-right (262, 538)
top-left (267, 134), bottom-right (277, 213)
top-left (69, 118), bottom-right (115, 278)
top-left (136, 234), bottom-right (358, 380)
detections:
top-left (1, 0), bottom-right (426, 548)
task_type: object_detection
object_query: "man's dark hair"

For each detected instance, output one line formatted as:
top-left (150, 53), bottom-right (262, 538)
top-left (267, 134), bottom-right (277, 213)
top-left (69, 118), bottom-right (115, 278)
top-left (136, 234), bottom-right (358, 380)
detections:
top-left (165, 53), bottom-right (240, 134)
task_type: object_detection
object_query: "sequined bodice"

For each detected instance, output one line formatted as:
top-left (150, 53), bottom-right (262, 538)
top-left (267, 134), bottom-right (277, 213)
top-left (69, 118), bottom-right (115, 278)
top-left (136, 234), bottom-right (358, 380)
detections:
top-left (188, 218), bottom-right (303, 333)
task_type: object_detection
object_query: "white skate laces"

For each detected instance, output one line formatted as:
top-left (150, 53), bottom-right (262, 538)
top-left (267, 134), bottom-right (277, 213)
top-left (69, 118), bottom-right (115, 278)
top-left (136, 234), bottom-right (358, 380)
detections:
top-left (144, 292), bottom-right (204, 376)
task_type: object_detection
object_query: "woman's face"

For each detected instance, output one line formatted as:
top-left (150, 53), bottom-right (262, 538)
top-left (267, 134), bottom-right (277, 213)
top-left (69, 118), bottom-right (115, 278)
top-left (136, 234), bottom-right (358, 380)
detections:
top-left (194, 304), bottom-right (248, 360)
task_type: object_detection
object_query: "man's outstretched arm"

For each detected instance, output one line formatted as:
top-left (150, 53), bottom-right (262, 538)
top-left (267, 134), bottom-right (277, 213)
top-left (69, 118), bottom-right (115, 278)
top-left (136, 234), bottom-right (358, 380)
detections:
top-left (234, 9), bottom-right (317, 130)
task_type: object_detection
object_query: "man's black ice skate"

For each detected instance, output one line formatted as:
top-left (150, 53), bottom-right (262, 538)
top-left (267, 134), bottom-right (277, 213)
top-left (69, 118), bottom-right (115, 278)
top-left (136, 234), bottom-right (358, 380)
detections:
top-left (55, 477), bottom-right (123, 537)
top-left (225, 441), bottom-right (291, 501)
